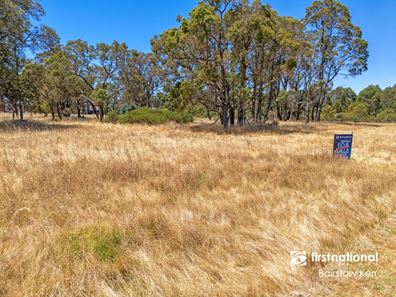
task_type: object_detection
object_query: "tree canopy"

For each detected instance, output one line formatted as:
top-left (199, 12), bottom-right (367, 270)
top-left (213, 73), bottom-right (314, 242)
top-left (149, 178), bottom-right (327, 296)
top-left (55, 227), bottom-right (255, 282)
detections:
top-left (1, 0), bottom-right (394, 124)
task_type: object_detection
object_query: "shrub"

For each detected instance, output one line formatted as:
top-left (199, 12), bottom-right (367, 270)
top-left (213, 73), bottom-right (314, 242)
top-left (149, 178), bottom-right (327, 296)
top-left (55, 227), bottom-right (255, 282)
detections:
top-left (171, 111), bottom-right (195, 123)
top-left (376, 108), bottom-right (396, 122)
top-left (321, 105), bottom-right (336, 121)
top-left (118, 108), bottom-right (194, 124)
top-left (104, 110), bottom-right (119, 123)
top-left (117, 103), bottom-right (137, 115)
top-left (341, 102), bottom-right (371, 122)
top-left (119, 108), bottom-right (170, 124)
top-left (334, 113), bottom-right (343, 121)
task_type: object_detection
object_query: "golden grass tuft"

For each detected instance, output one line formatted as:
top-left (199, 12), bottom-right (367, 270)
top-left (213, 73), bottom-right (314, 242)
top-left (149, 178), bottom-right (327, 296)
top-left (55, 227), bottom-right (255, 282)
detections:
top-left (0, 114), bottom-right (395, 296)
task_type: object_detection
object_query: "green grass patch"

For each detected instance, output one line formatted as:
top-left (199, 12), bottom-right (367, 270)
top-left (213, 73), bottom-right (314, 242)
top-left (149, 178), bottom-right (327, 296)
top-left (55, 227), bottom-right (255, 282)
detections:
top-left (67, 226), bottom-right (122, 263)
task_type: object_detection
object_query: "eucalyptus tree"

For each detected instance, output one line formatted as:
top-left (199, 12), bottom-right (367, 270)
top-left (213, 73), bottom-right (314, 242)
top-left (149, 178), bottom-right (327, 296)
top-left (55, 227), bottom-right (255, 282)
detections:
top-left (20, 62), bottom-right (47, 115)
top-left (328, 87), bottom-right (356, 114)
top-left (304, 0), bottom-right (368, 121)
top-left (64, 40), bottom-right (98, 117)
top-left (271, 16), bottom-right (311, 121)
top-left (357, 85), bottom-right (383, 116)
top-left (382, 85), bottom-right (396, 110)
top-left (118, 51), bottom-right (161, 108)
top-left (43, 50), bottom-right (78, 119)
top-left (65, 40), bottom-right (127, 121)
top-left (227, 0), bottom-right (275, 124)
top-left (153, 0), bottom-right (239, 128)
top-left (0, 0), bottom-right (58, 119)
top-left (153, 0), bottom-right (312, 127)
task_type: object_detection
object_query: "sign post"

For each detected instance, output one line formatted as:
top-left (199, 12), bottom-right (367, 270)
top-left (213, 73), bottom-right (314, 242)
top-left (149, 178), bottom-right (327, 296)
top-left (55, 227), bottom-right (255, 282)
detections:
top-left (333, 134), bottom-right (353, 160)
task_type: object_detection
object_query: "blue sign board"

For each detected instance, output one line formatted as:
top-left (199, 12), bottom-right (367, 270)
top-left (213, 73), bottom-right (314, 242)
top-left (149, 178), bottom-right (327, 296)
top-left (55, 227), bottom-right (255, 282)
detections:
top-left (333, 134), bottom-right (353, 160)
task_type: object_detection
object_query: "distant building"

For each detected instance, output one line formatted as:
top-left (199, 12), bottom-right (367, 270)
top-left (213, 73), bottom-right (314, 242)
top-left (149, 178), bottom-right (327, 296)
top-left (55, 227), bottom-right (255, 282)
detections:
top-left (83, 101), bottom-right (99, 114)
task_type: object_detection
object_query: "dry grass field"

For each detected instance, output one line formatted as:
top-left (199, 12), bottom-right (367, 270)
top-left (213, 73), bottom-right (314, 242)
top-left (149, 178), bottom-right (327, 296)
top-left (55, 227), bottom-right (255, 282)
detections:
top-left (0, 113), bottom-right (395, 297)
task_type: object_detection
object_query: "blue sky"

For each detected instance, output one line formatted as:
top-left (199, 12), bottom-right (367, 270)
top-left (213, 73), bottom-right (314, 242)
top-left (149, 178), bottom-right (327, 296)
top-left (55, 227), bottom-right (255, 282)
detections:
top-left (40, 0), bottom-right (396, 93)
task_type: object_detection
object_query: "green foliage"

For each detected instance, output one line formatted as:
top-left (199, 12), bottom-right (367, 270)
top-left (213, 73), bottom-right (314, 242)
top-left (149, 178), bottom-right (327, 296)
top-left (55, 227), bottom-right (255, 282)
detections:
top-left (119, 108), bottom-right (171, 124)
top-left (323, 85), bottom-right (396, 122)
top-left (321, 105), bottom-right (337, 121)
top-left (105, 110), bottom-right (119, 123)
top-left (305, 0), bottom-right (368, 77)
top-left (67, 226), bottom-right (122, 263)
top-left (118, 108), bottom-right (194, 125)
top-left (118, 103), bottom-right (137, 115)
top-left (382, 85), bottom-right (396, 109)
top-left (0, 1), bottom-right (59, 121)
top-left (342, 101), bottom-right (371, 122)
top-left (2, 0), bottom-right (392, 125)
top-left (184, 105), bottom-right (216, 118)
top-left (172, 110), bottom-right (194, 123)
top-left (303, 0), bottom-right (368, 121)
top-left (328, 87), bottom-right (357, 114)
top-left (358, 85), bottom-right (383, 116)
top-left (92, 88), bottom-right (109, 107)
top-left (376, 108), bottom-right (396, 122)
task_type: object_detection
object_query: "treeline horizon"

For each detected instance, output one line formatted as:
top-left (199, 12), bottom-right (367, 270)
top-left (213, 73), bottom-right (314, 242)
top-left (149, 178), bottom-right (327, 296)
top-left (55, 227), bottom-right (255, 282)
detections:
top-left (322, 85), bottom-right (396, 122)
top-left (1, 0), bottom-right (395, 126)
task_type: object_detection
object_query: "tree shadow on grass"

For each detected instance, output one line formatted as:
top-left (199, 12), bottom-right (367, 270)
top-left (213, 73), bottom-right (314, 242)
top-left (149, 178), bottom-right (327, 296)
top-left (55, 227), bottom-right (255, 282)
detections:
top-left (0, 120), bottom-right (79, 133)
top-left (327, 121), bottom-right (384, 128)
top-left (186, 122), bottom-right (320, 135)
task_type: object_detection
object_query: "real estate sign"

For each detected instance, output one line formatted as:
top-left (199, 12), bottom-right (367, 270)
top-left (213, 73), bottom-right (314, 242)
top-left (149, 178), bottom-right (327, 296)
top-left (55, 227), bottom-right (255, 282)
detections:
top-left (333, 134), bottom-right (353, 160)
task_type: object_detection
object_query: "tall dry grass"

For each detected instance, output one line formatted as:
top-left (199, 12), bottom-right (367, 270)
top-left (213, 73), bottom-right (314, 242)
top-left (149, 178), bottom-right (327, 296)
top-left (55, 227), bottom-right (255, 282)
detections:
top-left (0, 114), bottom-right (395, 297)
